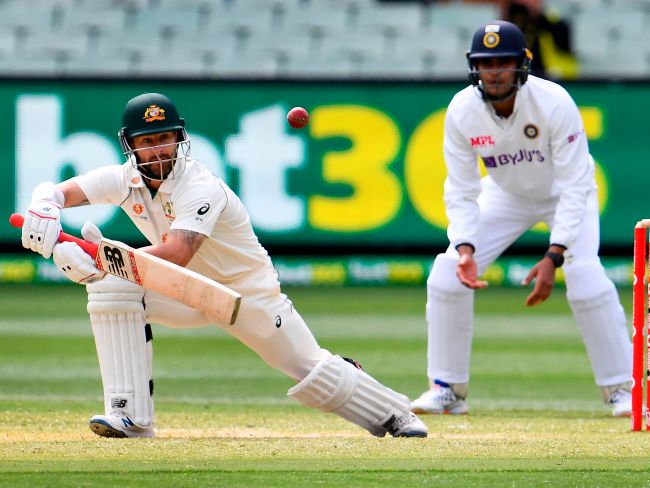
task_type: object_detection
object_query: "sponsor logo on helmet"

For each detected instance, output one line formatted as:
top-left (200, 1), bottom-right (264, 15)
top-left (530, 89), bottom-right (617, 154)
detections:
top-left (132, 204), bottom-right (144, 215)
top-left (524, 124), bottom-right (539, 139)
top-left (483, 32), bottom-right (500, 48)
top-left (143, 104), bottom-right (166, 123)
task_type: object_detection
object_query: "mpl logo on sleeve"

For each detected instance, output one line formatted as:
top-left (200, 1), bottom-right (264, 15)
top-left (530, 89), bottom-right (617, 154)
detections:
top-left (94, 239), bottom-right (143, 285)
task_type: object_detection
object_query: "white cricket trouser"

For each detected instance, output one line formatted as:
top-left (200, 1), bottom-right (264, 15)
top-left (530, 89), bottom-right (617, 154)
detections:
top-left (145, 270), bottom-right (331, 381)
top-left (426, 177), bottom-right (632, 388)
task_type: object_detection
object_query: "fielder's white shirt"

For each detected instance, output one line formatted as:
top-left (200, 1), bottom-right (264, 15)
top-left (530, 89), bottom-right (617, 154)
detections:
top-left (73, 157), bottom-right (278, 288)
top-left (443, 75), bottom-right (595, 249)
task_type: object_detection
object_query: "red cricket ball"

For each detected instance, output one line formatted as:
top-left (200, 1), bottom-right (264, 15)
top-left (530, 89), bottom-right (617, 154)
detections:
top-left (287, 106), bottom-right (309, 129)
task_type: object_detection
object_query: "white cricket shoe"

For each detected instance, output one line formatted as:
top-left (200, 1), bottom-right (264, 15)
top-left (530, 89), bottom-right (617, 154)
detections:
top-left (608, 389), bottom-right (632, 418)
top-left (410, 384), bottom-right (468, 415)
top-left (384, 411), bottom-right (428, 438)
top-left (89, 411), bottom-right (154, 438)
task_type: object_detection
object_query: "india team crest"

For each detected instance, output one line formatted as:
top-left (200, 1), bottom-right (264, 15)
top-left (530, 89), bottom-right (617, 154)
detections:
top-left (524, 124), bottom-right (539, 139)
top-left (143, 104), bottom-right (166, 123)
top-left (483, 32), bottom-right (500, 48)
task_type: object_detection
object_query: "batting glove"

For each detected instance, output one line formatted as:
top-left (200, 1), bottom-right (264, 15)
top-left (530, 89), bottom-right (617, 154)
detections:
top-left (21, 182), bottom-right (64, 259)
top-left (52, 221), bottom-right (106, 285)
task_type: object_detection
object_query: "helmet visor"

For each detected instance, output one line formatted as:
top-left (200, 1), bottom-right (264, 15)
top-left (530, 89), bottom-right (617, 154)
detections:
top-left (123, 132), bottom-right (190, 182)
top-left (470, 57), bottom-right (521, 102)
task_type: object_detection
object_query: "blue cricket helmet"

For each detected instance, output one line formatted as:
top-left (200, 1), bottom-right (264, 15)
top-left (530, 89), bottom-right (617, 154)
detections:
top-left (466, 20), bottom-right (534, 96)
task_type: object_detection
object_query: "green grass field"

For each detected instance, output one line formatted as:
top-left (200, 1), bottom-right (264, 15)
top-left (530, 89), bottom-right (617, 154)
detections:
top-left (2, 284), bottom-right (650, 487)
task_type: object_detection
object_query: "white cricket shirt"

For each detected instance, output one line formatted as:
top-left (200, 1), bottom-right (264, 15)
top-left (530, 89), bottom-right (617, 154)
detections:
top-left (73, 157), bottom-right (278, 287)
top-left (443, 75), bottom-right (596, 249)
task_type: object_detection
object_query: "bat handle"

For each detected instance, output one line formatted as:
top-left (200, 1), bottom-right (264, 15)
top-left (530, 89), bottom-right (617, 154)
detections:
top-left (9, 213), bottom-right (99, 259)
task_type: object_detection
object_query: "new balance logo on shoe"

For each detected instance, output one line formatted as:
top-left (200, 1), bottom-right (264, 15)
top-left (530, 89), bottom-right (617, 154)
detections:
top-left (121, 416), bottom-right (135, 428)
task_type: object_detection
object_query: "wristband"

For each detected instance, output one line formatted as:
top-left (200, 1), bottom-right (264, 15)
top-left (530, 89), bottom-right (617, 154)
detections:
top-left (31, 182), bottom-right (64, 207)
top-left (544, 251), bottom-right (564, 268)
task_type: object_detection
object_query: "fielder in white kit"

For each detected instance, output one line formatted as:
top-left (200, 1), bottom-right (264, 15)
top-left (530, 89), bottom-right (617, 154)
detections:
top-left (20, 92), bottom-right (427, 438)
top-left (410, 21), bottom-right (632, 417)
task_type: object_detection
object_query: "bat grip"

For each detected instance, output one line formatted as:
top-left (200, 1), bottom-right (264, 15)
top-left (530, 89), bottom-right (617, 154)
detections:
top-left (9, 213), bottom-right (99, 259)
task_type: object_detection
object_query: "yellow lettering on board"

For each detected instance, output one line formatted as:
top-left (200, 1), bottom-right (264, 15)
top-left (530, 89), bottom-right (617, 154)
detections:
top-left (404, 109), bottom-right (448, 228)
top-left (308, 105), bottom-right (402, 232)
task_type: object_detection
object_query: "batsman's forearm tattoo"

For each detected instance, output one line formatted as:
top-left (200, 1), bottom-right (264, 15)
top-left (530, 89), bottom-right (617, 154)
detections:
top-left (171, 229), bottom-right (205, 254)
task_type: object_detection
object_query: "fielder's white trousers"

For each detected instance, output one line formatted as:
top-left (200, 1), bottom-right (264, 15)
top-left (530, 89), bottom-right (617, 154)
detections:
top-left (426, 177), bottom-right (632, 387)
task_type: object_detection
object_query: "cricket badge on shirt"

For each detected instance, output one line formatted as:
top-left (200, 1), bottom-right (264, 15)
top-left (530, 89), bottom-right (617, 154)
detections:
top-left (131, 203), bottom-right (148, 221)
top-left (163, 201), bottom-right (175, 221)
top-left (523, 123), bottom-right (539, 139)
top-left (143, 104), bottom-right (166, 123)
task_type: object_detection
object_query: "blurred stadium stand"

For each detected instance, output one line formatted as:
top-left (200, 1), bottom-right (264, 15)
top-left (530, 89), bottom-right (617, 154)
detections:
top-left (0, 0), bottom-right (648, 79)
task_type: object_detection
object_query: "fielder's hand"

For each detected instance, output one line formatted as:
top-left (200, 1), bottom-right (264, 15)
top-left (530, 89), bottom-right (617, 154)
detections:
top-left (52, 222), bottom-right (106, 285)
top-left (521, 258), bottom-right (556, 306)
top-left (456, 254), bottom-right (488, 289)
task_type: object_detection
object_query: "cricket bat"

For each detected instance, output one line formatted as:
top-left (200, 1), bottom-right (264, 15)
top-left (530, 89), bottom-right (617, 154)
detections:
top-left (9, 213), bottom-right (241, 325)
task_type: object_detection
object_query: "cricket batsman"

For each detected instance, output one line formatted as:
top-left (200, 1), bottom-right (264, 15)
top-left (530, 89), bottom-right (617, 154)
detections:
top-left (20, 92), bottom-right (428, 439)
top-left (410, 21), bottom-right (632, 417)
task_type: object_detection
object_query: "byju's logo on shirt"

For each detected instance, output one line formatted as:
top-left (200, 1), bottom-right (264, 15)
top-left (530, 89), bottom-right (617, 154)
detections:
top-left (482, 149), bottom-right (545, 168)
top-left (470, 135), bottom-right (495, 147)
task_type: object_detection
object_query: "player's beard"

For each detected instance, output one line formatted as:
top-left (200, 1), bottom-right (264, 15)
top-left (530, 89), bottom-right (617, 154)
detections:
top-left (481, 82), bottom-right (518, 102)
top-left (139, 157), bottom-right (174, 181)
top-left (478, 69), bottom-right (519, 102)
top-left (134, 146), bottom-right (178, 181)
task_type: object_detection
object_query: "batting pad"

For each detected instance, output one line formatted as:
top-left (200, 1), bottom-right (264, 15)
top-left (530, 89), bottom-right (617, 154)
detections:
top-left (287, 355), bottom-right (411, 437)
top-left (87, 276), bottom-right (153, 428)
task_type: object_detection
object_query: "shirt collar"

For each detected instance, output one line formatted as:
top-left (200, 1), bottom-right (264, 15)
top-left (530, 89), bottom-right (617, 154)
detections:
top-left (511, 82), bottom-right (528, 116)
top-left (484, 84), bottom-right (526, 121)
top-left (126, 160), bottom-right (146, 188)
